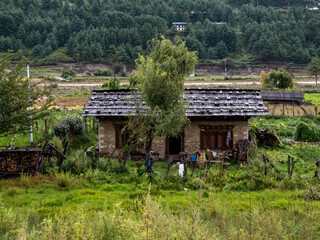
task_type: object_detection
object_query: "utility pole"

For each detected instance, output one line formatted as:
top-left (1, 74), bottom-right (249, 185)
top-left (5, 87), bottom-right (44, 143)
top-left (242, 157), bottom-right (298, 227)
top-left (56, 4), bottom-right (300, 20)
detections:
top-left (27, 62), bottom-right (33, 145)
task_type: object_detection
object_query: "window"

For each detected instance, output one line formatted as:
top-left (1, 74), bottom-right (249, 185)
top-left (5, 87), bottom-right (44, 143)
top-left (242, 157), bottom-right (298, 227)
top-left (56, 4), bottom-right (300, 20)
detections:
top-left (199, 125), bottom-right (233, 150)
top-left (114, 124), bottom-right (129, 149)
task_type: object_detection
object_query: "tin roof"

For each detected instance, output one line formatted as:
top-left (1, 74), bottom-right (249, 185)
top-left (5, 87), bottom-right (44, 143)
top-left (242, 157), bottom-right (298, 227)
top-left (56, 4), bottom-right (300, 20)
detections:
top-left (82, 89), bottom-right (269, 118)
top-left (172, 22), bottom-right (187, 25)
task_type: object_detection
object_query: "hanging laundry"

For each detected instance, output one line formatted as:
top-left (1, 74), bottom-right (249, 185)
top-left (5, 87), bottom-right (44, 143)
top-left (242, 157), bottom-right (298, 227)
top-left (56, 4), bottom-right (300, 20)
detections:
top-left (226, 131), bottom-right (232, 147)
top-left (179, 163), bottom-right (184, 177)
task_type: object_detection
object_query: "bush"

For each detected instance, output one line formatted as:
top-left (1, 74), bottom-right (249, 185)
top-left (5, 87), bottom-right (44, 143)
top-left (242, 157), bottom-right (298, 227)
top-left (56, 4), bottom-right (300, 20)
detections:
top-left (158, 176), bottom-right (183, 191)
top-left (61, 68), bottom-right (76, 78)
top-left (261, 69), bottom-right (294, 89)
top-left (294, 121), bottom-right (320, 142)
top-left (93, 68), bottom-right (112, 76)
top-left (56, 172), bottom-right (72, 190)
top-left (61, 150), bottom-right (92, 174)
top-left (53, 114), bottom-right (83, 138)
top-left (206, 167), bottom-right (229, 188)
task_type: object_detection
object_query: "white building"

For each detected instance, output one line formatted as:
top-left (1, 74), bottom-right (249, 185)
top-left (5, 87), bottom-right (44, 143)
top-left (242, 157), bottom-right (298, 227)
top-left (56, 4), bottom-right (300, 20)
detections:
top-left (172, 22), bottom-right (187, 31)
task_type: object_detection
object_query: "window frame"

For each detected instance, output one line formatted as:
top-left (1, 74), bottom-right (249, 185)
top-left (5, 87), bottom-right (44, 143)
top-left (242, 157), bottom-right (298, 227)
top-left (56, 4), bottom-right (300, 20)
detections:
top-left (199, 125), bottom-right (234, 150)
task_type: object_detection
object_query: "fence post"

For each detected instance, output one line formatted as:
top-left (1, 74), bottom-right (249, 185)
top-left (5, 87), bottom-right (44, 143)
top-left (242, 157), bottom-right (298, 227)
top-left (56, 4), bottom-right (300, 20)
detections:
top-left (83, 116), bottom-right (87, 132)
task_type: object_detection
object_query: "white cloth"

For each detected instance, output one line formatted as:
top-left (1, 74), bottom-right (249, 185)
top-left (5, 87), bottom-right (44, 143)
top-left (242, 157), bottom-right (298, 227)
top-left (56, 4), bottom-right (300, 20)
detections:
top-left (179, 163), bottom-right (184, 177)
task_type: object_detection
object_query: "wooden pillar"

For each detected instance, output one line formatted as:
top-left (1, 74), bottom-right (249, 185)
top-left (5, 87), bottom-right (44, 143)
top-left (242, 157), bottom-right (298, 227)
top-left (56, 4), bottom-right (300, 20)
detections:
top-left (45, 119), bottom-right (48, 134)
top-left (84, 116), bottom-right (87, 132)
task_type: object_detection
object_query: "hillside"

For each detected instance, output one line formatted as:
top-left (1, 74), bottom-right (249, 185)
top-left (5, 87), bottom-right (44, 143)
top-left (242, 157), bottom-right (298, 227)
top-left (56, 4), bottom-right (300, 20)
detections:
top-left (0, 0), bottom-right (319, 64)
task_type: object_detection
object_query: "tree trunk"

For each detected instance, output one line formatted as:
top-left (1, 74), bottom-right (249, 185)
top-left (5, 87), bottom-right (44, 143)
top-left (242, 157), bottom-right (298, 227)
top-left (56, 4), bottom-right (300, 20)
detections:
top-left (145, 130), bottom-right (153, 170)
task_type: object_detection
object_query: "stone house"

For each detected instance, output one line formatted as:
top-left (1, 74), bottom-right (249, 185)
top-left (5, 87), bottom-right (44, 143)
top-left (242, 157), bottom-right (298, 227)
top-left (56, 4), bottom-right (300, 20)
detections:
top-left (82, 89), bottom-right (269, 160)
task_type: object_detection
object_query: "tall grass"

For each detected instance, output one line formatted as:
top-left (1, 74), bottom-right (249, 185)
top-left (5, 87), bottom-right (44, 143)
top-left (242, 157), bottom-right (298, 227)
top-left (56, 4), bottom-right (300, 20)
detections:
top-left (1, 189), bottom-right (320, 239)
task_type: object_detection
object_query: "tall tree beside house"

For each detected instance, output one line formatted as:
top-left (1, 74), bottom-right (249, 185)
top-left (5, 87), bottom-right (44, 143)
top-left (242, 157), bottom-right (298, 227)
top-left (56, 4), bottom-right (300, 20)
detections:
top-left (307, 57), bottom-right (320, 88)
top-left (127, 36), bottom-right (197, 165)
top-left (0, 51), bottom-right (53, 137)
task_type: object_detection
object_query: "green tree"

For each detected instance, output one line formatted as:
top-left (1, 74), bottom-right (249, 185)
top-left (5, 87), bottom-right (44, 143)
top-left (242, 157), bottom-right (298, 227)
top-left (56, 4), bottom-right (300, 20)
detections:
top-left (0, 52), bottom-right (53, 136)
top-left (126, 37), bottom-right (197, 164)
top-left (214, 41), bottom-right (228, 59)
top-left (261, 68), bottom-right (294, 89)
top-left (307, 57), bottom-right (320, 88)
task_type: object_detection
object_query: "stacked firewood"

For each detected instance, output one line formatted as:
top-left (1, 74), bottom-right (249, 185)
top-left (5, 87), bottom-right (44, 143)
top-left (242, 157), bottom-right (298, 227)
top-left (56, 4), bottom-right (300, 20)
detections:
top-left (255, 130), bottom-right (281, 147)
top-left (0, 148), bottom-right (42, 176)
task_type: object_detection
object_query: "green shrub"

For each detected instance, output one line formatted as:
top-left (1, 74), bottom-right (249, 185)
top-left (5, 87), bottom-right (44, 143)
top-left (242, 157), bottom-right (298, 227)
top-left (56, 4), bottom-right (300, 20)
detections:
top-left (56, 172), bottom-right (72, 190)
top-left (158, 176), bottom-right (183, 191)
top-left (61, 150), bottom-right (92, 174)
top-left (97, 158), bottom-right (109, 171)
top-left (101, 78), bottom-right (120, 90)
top-left (184, 177), bottom-right (201, 190)
top-left (206, 166), bottom-right (229, 188)
top-left (93, 68), bottom-right (112, 76)
top-left (61, 68), bottom-right (76, 78)
top-left (84, 168), bottom-right (112, 182)
top-left (280, 176), bottom-right (306, 191)
top-left (53, 114), bottom-right (83, 138)
top-left (261, 69), bottom-right (294, 89)
top-left (293, 144), bottom-right (320, 162)
top-left (294, 121), bottom-right (320, 142)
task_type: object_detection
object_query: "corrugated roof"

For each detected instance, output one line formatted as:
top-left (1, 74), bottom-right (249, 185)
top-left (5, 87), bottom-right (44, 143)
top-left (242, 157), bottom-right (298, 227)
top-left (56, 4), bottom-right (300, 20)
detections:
top-left (172, 22), bottom-right (187, 25)
top-left (82, 89), bottom-right (269, 118)
top-left (260, 91), bottom-right (304, 102)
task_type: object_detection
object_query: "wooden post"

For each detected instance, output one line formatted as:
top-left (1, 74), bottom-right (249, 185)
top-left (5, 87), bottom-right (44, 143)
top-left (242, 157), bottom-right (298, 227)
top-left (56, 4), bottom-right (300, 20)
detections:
top-left (35, 121), bottom-right (38, 131)
top-left (263, 154), bottom-right (267, 176)
top-left (291, 157), bottom-right (295, 177)
top-left (288, 155), bottom-right (291, 176)
top-left (315, 160), bottom-right (320, 179)
top-left (44, 119), bottom-right (48, 134)
top-left (93, 117), bottom-right (96, 129)
top-left (83, 116), bottom-right (87, 133)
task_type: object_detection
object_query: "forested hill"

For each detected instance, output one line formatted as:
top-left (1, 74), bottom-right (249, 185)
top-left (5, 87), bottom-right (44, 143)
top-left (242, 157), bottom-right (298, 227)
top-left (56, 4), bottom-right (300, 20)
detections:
top-left (0, 0), bottom-right (319, 64)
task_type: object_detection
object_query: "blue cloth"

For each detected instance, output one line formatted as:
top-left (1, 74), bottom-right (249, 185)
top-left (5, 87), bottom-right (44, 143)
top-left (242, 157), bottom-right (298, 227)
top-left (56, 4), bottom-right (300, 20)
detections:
top-left (148, 160), bottom-right (151, 167)
top-left (191, 155), bottom-right (197, 162)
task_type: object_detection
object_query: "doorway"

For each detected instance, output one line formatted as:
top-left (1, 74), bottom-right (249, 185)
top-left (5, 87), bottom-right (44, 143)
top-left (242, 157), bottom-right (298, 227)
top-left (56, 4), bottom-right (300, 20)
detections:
top-left (167, 133), bottom-right (184, 155)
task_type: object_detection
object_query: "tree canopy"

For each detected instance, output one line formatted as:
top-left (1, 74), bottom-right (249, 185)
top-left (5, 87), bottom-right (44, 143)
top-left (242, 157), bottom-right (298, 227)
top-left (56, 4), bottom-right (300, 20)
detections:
top-left (0, 52), bottom-right (53, 137)
top-left (260, 68), bottom-right (294, 89)
top-left (127, 37), bottom-right (197, 162)
top-left (0, 0), bottom-right (319, 63)
top-left (307, 57), bottom-right (320, 87)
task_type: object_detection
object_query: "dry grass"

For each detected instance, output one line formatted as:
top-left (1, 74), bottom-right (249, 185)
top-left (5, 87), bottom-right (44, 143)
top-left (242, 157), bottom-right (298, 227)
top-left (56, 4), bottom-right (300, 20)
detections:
top-left (7, 187), bottom-right (19, 196)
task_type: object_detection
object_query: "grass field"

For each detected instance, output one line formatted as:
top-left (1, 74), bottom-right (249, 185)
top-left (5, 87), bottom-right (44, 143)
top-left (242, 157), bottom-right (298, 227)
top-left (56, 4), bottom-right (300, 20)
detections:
top-left (2, 113), bottom-right (320, 238)
top-left (1, 158), bottom-right (320, 239)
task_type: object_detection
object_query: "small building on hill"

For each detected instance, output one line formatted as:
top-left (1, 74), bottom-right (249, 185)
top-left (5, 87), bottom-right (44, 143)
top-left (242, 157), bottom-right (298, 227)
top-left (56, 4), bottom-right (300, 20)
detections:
top-left (172, 22), bottom-right (187, 31)
top-left (82, 89), bottom-right (269, 160)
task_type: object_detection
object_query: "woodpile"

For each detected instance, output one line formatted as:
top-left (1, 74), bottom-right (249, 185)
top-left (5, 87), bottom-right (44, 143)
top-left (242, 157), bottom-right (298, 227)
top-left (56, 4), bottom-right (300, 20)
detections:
top-left (255, 130), bottom-right (281, 147)
top-left (0, 148), bottom-right (42, 177)
top-left (235, 139), bottom-right (250, 162)
top-left (0, 141), bottom-right (66, 178)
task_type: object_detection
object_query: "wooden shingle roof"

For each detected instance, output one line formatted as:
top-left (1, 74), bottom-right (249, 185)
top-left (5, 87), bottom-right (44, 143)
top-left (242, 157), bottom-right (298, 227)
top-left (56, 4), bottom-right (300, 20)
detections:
top-left (260, 91), bottom-right (304, 103)
top-left (82, 89), bottom-right (269, 118)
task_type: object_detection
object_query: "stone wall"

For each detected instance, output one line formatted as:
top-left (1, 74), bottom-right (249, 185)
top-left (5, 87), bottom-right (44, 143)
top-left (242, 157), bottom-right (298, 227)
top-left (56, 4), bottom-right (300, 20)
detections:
top-left (98, 120), bottom-right (166, 159)
top-left (98, 120), bottom-right (123, 157)
top-left (184, 120), bottom-right (248, 155)
top-left (98, 119), bottom-right (249, 160)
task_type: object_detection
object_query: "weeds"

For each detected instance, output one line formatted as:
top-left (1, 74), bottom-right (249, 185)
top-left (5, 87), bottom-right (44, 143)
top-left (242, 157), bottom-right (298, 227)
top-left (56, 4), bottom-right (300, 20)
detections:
top-left (7, 187), bottom-right (19, 196)
top-left (55, 172), bottom-right (72, 190)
